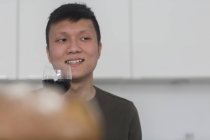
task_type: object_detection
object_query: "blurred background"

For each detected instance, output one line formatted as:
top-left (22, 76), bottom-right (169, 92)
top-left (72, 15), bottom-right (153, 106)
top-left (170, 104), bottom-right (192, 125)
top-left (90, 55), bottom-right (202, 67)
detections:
top-left (0, 0), bottom-right (210, 140)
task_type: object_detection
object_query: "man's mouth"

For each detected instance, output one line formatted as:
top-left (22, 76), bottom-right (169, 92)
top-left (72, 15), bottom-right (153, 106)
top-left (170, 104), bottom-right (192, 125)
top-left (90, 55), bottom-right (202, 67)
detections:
top-left (65, 59), bottom-right (85, 64)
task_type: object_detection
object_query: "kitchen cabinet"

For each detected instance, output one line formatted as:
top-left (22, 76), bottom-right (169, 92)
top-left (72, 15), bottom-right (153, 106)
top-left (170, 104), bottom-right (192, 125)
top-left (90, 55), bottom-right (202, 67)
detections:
top-left (132, 0), bottom-right (210, 79)
top-left (3, 0), bottom-right (210, 80)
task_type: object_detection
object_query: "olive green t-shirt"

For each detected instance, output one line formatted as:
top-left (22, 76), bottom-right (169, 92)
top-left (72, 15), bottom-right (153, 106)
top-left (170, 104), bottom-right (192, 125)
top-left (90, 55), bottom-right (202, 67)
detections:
top-left (93, 87), bottom-right (142, 140)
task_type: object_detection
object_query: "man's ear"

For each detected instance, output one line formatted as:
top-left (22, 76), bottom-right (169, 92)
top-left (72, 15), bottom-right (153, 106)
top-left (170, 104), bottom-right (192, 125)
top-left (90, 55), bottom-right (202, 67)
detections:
top-left (98, 42), bottom-right (102, 58)
top-left (46, 46), bottom-right (51, 63)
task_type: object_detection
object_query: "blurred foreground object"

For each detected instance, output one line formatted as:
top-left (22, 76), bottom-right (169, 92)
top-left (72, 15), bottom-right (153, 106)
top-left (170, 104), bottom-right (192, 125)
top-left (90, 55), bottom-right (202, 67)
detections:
top-left (0, 84), bottom-right (102, 140)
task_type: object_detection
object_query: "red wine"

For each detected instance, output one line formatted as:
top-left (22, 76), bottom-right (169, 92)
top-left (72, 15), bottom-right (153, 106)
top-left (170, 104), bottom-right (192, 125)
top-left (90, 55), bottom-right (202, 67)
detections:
top-left (42, 79), bottom-right (71, 93)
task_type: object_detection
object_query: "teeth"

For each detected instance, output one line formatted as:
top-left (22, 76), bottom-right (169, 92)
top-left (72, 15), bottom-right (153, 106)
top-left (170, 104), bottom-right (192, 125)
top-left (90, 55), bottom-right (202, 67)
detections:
top-left (65, 59), bottom-right (83, 64)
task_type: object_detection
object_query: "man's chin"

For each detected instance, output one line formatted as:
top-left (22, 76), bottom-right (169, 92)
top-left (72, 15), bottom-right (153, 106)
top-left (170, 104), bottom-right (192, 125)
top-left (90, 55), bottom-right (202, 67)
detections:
top-left (71, 74), bottom-right (93, 83)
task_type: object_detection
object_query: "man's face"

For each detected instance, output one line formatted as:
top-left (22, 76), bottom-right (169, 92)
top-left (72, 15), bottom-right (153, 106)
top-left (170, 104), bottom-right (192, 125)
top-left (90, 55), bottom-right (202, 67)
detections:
top-left (47, 19), bottom-right (101, 81)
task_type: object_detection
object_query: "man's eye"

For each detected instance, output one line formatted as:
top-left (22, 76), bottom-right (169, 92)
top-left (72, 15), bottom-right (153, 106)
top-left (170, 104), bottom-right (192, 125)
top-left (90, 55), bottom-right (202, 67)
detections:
top-left (81, 37), bottom-right (90, 41)
top-left (57, 38), bottom-right (66, 43)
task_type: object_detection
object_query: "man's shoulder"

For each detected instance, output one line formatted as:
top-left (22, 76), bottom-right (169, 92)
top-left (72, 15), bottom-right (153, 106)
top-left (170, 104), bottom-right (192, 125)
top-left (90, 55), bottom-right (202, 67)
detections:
top-left (95, 86), bottom-right (129, 101)
top-left (94, 86), bottom-right (134, 109)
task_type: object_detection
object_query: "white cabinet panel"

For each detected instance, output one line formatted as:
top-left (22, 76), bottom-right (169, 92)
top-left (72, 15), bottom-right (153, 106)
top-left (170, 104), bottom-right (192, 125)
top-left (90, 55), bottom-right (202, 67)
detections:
top-left (0, 0), bottom-right (17, 79)
top-left (132, 0), bottom-right (210, 79)
top-left (19, 0), bottom-right (130, 79)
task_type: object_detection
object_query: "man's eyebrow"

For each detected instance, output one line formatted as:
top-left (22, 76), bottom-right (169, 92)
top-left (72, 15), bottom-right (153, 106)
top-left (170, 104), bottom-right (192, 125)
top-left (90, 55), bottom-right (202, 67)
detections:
top-left (78, 29), bottom-right (91, 34)
top-left (53, 28), bottom-right (93, 36)
top-left (55, 32), bottom-right (68, 36)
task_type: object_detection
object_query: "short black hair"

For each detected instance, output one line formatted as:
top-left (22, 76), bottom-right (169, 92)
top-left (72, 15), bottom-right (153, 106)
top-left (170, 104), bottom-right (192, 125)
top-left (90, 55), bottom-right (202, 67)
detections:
top-left (45, 3), bottom-right (101, 47)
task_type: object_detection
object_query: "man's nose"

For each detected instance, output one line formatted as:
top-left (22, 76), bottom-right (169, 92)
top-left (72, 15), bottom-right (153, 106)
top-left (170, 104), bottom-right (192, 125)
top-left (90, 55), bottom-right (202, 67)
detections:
top-left (66, 40), bottom-right (82, 54)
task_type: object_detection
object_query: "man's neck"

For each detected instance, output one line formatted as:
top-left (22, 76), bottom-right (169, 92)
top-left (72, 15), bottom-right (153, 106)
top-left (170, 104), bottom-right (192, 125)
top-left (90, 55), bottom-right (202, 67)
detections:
top-left (66, 77), bottom-right (96, 101)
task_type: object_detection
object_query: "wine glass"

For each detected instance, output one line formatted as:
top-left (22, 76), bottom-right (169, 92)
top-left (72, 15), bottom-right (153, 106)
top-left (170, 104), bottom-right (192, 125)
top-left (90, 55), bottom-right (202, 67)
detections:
top-left (42, 62), bottom-right (72, 93)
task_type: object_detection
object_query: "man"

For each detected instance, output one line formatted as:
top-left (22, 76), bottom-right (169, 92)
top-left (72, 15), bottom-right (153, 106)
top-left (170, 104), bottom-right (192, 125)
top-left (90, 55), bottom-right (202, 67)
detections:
top-left (46, 3), bottom-right (142, 140)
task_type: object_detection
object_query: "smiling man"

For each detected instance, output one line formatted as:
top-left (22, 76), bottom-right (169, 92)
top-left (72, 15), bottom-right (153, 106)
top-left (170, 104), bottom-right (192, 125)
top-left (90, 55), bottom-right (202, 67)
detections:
top-left (45, 3), bottom-right (142, 140)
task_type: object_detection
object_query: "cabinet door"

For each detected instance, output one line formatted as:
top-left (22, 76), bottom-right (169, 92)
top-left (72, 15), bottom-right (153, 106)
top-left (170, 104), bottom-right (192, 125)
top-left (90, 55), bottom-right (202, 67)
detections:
top-left (132, 0), bottom-right (210, 79)
top-left (0, 0), bottom-right (17, 79)
top-left (19, 0), bottom-right (131, 79)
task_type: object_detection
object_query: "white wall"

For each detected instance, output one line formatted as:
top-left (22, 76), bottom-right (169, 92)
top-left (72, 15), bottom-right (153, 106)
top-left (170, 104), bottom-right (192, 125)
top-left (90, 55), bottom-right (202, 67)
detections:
top-left (94, 80), bottom-right (210, 140)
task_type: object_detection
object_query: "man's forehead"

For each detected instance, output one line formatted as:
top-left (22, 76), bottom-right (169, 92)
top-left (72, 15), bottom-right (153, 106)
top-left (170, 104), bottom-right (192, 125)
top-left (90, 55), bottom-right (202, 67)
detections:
top-left (49, 19), bottom-right (95, 34)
